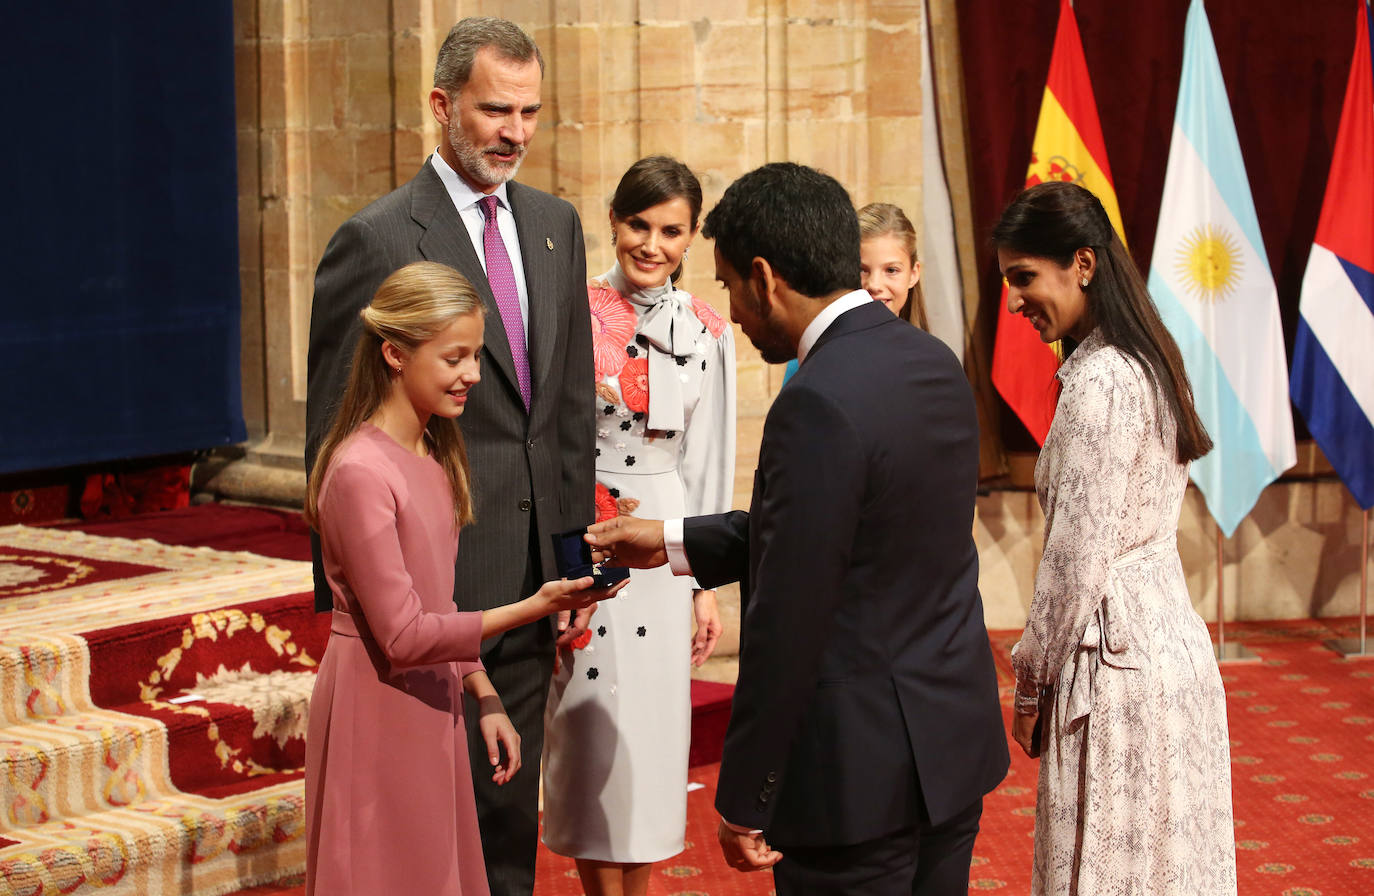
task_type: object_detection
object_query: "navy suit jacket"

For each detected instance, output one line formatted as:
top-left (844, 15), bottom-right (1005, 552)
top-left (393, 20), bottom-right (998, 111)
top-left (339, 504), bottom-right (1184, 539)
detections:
top-left (688, 301), bottom-right (1008, 847)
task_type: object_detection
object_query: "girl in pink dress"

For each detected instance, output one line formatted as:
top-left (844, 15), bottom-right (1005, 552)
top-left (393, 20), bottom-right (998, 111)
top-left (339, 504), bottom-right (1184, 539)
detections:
top-left (303, 262), bottom-right (622, 896)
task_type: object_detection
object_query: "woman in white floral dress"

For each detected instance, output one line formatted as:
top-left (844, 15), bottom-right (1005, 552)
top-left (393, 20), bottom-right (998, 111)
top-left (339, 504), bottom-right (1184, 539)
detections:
top-left (541, 156), bottom-right (735, 896)
top-left (994, 181), bottom-right (1236, 895)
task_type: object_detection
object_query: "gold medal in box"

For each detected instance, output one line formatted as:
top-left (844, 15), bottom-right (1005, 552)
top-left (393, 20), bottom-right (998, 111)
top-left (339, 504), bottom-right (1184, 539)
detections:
top-left (550, 527), bottom-right (631, 588)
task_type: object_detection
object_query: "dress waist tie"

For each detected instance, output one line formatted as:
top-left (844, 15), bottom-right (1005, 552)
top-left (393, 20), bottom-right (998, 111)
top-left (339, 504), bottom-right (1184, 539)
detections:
top-left (331, 608), bottom-right (361, 638)
top-left (1063, 533), bottom-right (1176, 725)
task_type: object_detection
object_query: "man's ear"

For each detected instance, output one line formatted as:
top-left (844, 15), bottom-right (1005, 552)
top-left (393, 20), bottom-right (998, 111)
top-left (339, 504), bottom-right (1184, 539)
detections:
top-left (750, 257), bottom-right (778, 309)
top-left (429, 88), bottom-right (454, 127)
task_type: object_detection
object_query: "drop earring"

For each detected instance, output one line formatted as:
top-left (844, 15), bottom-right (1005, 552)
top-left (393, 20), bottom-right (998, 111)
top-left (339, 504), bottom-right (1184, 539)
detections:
top-left (1080, 277), bottom-right (1089, 288)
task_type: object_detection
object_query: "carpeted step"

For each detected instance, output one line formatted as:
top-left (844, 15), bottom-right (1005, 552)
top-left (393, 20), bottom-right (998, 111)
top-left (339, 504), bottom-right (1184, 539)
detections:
top-left (3, 508), bottom-right (742, 896)
top-left (103, 686), bottom-right (311, 800)
top-left (2, 521), bottom-right (318, 895)
top-left (2, 683), bottom-right (310, 813)
top-left (0, 778), bottom-right (306, 896)
top-left (1, 689), bottom-right (310, 896)
top-left (81, 594), bottom-right (328, 712)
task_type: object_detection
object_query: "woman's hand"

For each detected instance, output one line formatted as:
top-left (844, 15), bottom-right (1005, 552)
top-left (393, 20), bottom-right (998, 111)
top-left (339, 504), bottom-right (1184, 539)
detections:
top-left (535, 576), bottom-right (628, 615)
top-left (464, 671), bottom-right (521, 783)
top-left (554, 606), bottom-right (597, 649)
top-left (477, 694), bottom-right (521, 784)
top-left (691, 589), bottom-right (722, 666)
top-left (1012, 709), bottom-right (1041, 759)
top-left (482, 578), bottom-right (627, 641)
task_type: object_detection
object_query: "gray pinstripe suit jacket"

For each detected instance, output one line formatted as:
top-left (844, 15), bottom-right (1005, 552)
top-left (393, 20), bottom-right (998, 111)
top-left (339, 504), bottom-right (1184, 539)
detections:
top-left (305, 159), bottom-right (596, 628)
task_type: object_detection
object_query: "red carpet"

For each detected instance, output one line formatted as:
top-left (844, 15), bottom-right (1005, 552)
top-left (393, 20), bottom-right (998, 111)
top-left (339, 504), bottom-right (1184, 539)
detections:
top-left (4, 506), bottom-right (1372, 895)
top-left (2, 507), bottom-right (321, 895)
top-left (0, 506), bottom-right (743, 895)
top-left (980, 622), bottom-right (1374, 895)
top-left (235, 624), bottom-right (1374, 896)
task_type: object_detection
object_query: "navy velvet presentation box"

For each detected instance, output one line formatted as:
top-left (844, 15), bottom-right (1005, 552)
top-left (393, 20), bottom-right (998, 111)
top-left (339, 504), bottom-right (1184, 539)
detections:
top-left (550, 528), bottom-right (632, 588)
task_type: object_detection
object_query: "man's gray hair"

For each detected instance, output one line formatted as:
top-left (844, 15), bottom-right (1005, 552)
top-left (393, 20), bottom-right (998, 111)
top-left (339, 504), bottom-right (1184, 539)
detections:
top-left (434, 17), bottom-right (545, 93)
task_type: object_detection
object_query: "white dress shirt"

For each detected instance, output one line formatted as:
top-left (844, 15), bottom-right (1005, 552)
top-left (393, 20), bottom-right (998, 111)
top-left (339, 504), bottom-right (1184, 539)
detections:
top-left (430, 151), bottom-right (530, 338)
top-left (664, 289), bottom-right (874, 575)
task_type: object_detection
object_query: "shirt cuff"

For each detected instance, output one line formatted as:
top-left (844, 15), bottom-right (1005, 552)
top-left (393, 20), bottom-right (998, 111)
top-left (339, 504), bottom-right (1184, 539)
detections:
top-left (664, 518), bottom-right (693, 577)
top-left (720, 815), bottom-right (763, 836)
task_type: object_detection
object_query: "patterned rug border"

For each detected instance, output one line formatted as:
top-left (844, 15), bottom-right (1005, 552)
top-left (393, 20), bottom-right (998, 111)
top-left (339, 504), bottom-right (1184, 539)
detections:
top-left (0, 526), bottom-right (312, 636)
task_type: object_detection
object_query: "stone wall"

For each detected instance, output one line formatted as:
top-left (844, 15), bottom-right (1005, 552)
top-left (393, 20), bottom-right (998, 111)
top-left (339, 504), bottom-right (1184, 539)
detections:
top-left (232, 0), bottom-right (933, 498)
top-left (977, 477), bottom-right (1370, 631)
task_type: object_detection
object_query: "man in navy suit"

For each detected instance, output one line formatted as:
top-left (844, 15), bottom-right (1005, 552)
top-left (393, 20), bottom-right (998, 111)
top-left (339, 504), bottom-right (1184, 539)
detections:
top-left (587, 163), bottom-right (1007, 895)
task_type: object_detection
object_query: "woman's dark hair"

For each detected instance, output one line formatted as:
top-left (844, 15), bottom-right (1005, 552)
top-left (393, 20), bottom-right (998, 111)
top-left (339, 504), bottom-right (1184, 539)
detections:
top-left (992, 181), bottom-right (1213, 463)
top-left (610, 155), bottom-right (702, 281)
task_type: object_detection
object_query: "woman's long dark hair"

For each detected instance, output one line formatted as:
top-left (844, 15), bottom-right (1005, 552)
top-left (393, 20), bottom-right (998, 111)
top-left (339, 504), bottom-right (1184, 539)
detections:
top-left (992, 181), bottom-right (1213, 463)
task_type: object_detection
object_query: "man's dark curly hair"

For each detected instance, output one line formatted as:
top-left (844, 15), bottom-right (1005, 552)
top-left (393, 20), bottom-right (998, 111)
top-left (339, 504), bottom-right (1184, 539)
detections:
top-left (703, 162), bottom-right (860, 298)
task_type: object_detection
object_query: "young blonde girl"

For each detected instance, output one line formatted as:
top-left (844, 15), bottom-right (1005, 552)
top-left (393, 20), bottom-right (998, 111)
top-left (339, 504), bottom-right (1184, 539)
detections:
top-left (858, 202), bottom-right (929, 329)
top-left (304, 262), bottom-right (620, 896)
top-left (784, 202), bottom-right (930, 384)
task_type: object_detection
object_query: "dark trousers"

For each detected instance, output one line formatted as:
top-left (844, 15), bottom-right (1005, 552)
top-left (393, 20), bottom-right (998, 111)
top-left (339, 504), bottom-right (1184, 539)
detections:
top-left (772, 796), bottom-right (983, 896)
top-left (465, 538), bottom-right (555, 896)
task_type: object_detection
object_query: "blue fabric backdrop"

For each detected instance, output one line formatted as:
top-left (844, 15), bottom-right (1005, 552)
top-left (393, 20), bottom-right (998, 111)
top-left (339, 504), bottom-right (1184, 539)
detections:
top-left (0, 5), bottom-right (245, 474)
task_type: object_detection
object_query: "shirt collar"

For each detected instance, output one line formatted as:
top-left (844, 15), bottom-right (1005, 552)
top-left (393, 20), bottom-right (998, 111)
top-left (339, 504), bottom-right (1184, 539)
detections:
top-left (430, 150), bottom-right (511, 212)
top-left (797, 290), bottom-right (874, 363)
top-left (1055, 328), bottom-right (1106, 382)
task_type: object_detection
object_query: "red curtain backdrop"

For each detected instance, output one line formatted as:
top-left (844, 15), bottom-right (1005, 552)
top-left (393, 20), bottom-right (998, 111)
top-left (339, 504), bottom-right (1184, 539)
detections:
top-left (959, 0), bottom-right (1355, 448)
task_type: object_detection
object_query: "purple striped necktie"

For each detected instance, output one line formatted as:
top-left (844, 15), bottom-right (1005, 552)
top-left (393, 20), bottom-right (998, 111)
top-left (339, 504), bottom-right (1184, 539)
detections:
top-left (479, 194), bottom-right (531, 409)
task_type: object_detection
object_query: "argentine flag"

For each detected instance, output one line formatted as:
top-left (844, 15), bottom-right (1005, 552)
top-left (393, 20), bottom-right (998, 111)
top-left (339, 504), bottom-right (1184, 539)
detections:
top-left (1146, 0), bottom-right (1296, 537)
top-left (1291, 2), bottom-right (1374, 511)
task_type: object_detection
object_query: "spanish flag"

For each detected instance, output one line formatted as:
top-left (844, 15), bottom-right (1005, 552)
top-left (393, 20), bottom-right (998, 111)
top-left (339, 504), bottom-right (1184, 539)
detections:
top-left (991, 0), bottom-right (1126, 445)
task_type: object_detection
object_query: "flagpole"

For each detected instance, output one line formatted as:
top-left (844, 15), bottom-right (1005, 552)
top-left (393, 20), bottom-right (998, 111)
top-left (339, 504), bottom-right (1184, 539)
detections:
top-left (1326, 508), bottom-right (1372, 660)
top-left (1216, 525), bottom-right (1225, 655)
top-left (1215, 520), bottom-right (1259, 663)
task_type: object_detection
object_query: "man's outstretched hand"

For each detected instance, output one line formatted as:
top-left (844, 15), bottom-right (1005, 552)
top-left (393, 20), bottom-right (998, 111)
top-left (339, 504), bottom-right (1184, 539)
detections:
top-left (584, 516), bottom-right (669, 570)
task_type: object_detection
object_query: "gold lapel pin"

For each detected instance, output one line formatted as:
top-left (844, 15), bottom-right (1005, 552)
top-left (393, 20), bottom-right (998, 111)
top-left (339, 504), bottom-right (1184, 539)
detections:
top-left (546, 237), bottom-right (554, 251)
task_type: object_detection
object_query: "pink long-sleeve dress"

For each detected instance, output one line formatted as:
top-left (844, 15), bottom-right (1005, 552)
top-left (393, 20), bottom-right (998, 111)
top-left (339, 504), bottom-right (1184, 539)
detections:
top-left (305, 423), bottom-right (489, 896)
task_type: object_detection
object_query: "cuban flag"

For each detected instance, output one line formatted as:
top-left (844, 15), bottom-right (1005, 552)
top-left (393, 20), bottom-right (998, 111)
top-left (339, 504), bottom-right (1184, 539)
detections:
top-left (1146, 0), bottom-right (1297, 537)
top-left (1291, 2), bottom-right (1374, 511)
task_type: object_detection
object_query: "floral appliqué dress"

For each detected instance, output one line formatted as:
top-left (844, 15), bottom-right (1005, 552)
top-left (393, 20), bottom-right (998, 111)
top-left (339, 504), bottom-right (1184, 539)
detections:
top-left (1012, 332), bottom-right (1236, 895)
top-left (541, 264), bottom-right (736, 862)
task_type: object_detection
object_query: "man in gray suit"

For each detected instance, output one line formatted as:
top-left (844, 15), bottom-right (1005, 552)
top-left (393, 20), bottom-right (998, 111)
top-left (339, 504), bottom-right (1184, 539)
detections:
top-left (305, 17), bottom-right (594, 896)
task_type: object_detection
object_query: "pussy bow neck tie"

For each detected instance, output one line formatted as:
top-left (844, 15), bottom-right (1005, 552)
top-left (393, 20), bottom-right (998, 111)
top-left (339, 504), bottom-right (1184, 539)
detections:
top-left (624, 281), bottom-right (702, 432)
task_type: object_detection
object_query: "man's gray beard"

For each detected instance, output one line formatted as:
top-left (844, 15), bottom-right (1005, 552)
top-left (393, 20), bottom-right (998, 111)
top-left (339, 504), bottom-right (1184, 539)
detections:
top-left (449, 125), bottom-right (525, 187)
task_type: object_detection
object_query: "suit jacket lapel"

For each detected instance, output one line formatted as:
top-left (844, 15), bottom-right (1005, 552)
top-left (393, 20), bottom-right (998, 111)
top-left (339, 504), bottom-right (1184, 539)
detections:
top-left (507, 181), bottom-right (559, 407)
top-left (411, 159), bottom-right (522, 405)
top-left (806, 300), bottom-right (891, 361)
